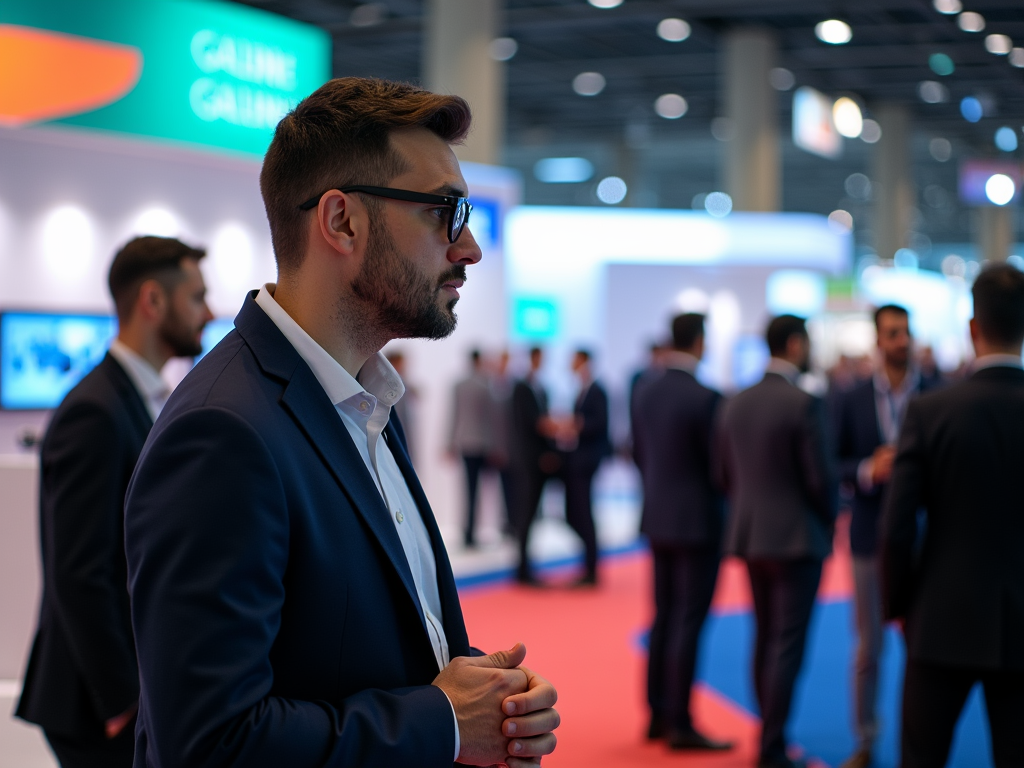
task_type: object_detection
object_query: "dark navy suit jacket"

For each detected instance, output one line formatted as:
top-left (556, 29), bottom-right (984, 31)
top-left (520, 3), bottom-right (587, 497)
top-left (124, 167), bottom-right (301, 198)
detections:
top-left (124, 293), bottom-right (469, 767)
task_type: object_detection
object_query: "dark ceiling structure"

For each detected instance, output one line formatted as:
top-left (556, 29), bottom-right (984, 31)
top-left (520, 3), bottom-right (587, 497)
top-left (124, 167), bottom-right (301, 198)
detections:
top-left (232, 0), bottom-right (1024, 254)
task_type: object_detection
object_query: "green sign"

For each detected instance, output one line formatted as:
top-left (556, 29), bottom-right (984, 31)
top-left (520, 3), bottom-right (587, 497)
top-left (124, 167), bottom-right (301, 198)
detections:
top-left (0, 0), bottom-right (330, 156)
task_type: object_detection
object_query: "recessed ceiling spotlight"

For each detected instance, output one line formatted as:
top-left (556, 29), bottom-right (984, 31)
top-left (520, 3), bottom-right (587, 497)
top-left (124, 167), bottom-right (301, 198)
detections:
top-left (929, 137), bottom-right (953, 161)
top-left (1011, 48), bottom-right (1024, 67)
top-left (488, 37), bottom-right (518, 61)
top-left (815, 19), bottom-right (852, 45)
top-left (588, 0), bottom-right (623, 8)
top-left (958, 12), bottom-right (985, 32)
top-left (349, 3), bottom-right (386, 27)
top-left (985, 34), bottom-right (1013, 54)
top-left (654, 93), bottom-right (688, 119)
top-left (933, 0), bottom-right (962, 12)
top-left (657, 18), bottom-right (691, 42)
top-left (572, 72), bottom-right (606, 96)
top-left (995, 126), bottom-right (1019, 152)
top-left (596, 176), bottom-right (627, 204)
top-left (985, 174), bottom-right (1016, 206)
top-left (960, 96), bottom-right (983, 122)
top-left (832, 97), bottom-right (863, 138)
top-left (769, 67), bottom-right (796, 91)
top-left (860, 119), bottom-right (882, 144)
top-left (919, 80), bottom-right (950, 103)
top-left (929, 52), bottom-right (955, 75)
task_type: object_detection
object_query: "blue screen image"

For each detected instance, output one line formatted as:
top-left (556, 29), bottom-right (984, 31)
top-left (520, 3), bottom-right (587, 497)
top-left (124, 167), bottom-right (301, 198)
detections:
top-left (197, 317), bottom-right (235, 360)
top-left (1, 312), bottom-right (118, 410)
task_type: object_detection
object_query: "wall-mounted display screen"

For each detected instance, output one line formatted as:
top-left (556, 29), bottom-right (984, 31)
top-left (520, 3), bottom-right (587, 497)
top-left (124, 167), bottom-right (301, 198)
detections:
top-left (792, 86), bottom-right (842, 159)
top-left (0, 311), bottom-right (117, 410)
top-left (198, 317), bottom-right (235, 360)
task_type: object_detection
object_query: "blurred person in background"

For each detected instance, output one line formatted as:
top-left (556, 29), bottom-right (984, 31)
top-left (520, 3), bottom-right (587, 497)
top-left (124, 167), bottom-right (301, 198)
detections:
top-left (385, 349), bottom-right (420, 464)
top-left (562, 349), bottom-right (611, 587)
top-left (488, 349), bottom-right (516, 536)
top-left (833, 304), bottom-right (938, 768)
top-left (16, 236), bottom-right (212, 768)
top-left (448, 349), bottom-right (497, 548)
top-left (882, 264), bottom-right (1024, 768)
top-left (715, 315), bottom-right (837, 768)
top-left (633, 313), bottom-right (732, 752)
top-left (511, 346), bottom-right (561, 585)
top-left (629, 341), bottom-right (669, 409)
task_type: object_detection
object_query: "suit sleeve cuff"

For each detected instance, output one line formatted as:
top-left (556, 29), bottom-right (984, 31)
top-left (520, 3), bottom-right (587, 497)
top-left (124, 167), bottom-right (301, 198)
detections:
top-left (441, 688), bottom-right (460, 761)
top-left (857, 457), bottom-right (875, 493)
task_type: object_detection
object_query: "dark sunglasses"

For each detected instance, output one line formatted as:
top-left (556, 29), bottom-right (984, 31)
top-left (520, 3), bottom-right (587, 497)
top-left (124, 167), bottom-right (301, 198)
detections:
top-left (298, 185), bottom-right (473, 244)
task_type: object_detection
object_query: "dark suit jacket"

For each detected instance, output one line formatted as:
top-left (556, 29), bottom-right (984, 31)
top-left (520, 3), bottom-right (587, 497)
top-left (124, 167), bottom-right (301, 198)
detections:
top-left (833, 375), bottom-right (937, 556)
top-left (510, 377), bottom-right (551, 473)
top-left (881, 365), bottom-right (1024, 671)
top-left (123, 293), bottom-right (470, 767)
top-left (633, 368), bottom-right (723, 548)
top-left (716, 372), bottom-right (837, 561)
top-left (16, 354), bottom-right (151, 737)
top-left (569, 381), bottom-right (610, 474)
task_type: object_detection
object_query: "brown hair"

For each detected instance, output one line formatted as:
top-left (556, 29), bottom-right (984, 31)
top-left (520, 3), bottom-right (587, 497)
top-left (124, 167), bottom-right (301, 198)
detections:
top-left (108, 236), bottom-right (206, 321)
top-left (260, 77), bottom-right (472, 273)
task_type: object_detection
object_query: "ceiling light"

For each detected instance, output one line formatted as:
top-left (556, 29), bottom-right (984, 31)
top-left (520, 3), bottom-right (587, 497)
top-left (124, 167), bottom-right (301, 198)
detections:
top-left (929, 137), bottom-right (953, 161)
top-left (573, 72), bottom-right (606, 96)
top-left (958, 12), bottom-right (985, 32)
top-left (995, 126), bottom-right (1019, 152)
top-left (832, 97), bottom-right (863, 138)
top-left (918, 80), bottom-right (949, 103)
top-left (769, 67), bottom-right (795, 91)
top-left (960, 96), bottom-right (983, 122)
top-left (534, 157), bottom-right (594, 184)
top-left (42, 205), bottom-right (95, 280)
top-left (133, 207), bottom-right (181, 237)
top-left (828, 209), bottom-right (854, 232)
top-left (933, 0), bottom-right (962, 12)
top-left (844, 173), bottom-right (872, 200)
top-left (349, 3), bottom-right (386, 27)
top-left (657, 18), bottom-right (691, 42)
top-left (985, 34), bottom-right (1013, 54)
top-left (815, 19), bottom-right (852, 45)
top-left (929, 52), bottom-right (955, 75)
top-left (860, 119), bottom-right (882, 143)
top-left (488, 37), bottom-right (518, 61)
top-left (654, 93), bottom-right (688, 119)
top-left (704, 192), bottom-right (732, 218)
top-left (985, 174), bottom-right (1016, 206)
top-left (588, 0), bottom-right (623, 8)
top-left (596, 176), bottom-right (627, 204)
top-left (711, 117), bottom-right (735, 141)
top-left (1011, 48), bottom-right (1024, 67)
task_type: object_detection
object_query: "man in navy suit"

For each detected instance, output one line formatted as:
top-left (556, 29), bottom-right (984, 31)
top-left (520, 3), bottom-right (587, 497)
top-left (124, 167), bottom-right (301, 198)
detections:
top-left (833, 305), bottom-right (935, 768)
top-left (124, 78), bottom-right (558, 768)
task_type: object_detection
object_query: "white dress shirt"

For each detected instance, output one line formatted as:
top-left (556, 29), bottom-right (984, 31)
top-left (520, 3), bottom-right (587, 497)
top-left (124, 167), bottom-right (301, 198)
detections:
top-left (663, 350), bottom-right (700, 374)
top-left (857, 367), bottom-right (920, 493)
top-left (108, 340), bottom-right (170, 421)
top-left (254, 285), bottom-right (459, 759)
top-left (765, 357), bottom-right (801, 384)
top-left (972, 353), bottom-right (1024, 372)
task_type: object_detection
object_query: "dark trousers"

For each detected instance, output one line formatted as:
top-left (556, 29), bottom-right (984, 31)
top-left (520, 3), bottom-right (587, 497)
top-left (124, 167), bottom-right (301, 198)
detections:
top-left (902, 659), bottom-right (1024, 768)
top-left (496, 466), bottom-right (515, 534)
top-left (647, 545), bottom-right (720, 733)
top-left (746, 558), bottom-right (822, 762)
top-left (45, 721), bottom-right (135, 768)
top-left (564, 464), bottom-right (599, 578)
top-left (514, 467), bottom-right (550, 578)
top-left (461, 454), bottom-right (487, 546)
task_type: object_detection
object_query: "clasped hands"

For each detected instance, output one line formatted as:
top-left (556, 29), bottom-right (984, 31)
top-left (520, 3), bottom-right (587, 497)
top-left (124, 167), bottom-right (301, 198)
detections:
top-left (433, 642), bottom-right (559, 767)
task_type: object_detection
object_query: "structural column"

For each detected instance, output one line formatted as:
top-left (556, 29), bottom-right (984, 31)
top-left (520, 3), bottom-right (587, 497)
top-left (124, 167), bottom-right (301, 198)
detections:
top-left (871, 104), bottom-right (914, 261)
top-left (975, 206), bottom-right (1015, 262)
top-left (423, 0), bottom-right (504, 165)
top-left (722, 28), bottom-right (781, 212)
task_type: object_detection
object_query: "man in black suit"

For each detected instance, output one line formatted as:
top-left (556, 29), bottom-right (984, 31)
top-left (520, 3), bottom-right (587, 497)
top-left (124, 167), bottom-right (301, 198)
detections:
top-left (715, 314), bottom-right (836, 768)
top-left (633, 314), bottom-right (732, 752)
top-left (123, 79), bottom-right (558, 767)
top-left (833, 305), bottom-right (936, 768)
top-left (511, 346), bottom-right (560, 584)
top-left (563, 349), bottom-right (610, 586)
top-left (882, 264), bottom-right (1024, 768)
top-left (16, 236), bottom-right (213, 768)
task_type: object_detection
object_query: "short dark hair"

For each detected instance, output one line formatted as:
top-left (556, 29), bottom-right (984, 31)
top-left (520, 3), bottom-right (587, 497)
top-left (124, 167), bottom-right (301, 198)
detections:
top-left (874, 304), bottom-right (908, 329)
top-left (574, 349), bottom-right (592, 362)
top-left (260, 77), bottom-right (472, 273)
top-left (470, 349), bottom-right (481, 364)
top-left (107, 236), bottom-right (205, 321)
top-left (766, 314), bottom-right (808, 357)
top-left (529, 346), bottom-right (543, 357)
top-left (671, 313), bottom-right (705, 350)
top-left (973, 264), bottom-right (1024, 347)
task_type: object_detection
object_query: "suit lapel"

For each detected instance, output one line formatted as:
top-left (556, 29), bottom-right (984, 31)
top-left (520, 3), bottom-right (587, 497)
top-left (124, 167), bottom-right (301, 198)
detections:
top-left (100, 354), bottom-right (154, 438)
top-left (385, 419), bottom-right (470, 657)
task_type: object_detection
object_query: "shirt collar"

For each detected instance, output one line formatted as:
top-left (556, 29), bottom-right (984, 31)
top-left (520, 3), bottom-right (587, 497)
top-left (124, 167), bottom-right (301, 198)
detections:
top-left (108, 339), bottom-right (169, 403)
top-left (765, 357), bottom-right (801, 383)
top-left (872, 365), bottom-right (920, 397)
top-left (663, 350), bottom-right (699, 374)
top-left (255, 283), bottom-right (405, 408)
top-left (972, 353), bottom-right (1023, 373)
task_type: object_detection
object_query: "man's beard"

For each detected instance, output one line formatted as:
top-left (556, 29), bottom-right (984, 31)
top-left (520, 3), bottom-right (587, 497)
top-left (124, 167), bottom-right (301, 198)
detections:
top-left (351, 217), bottom-right (464, 341)
top-left (159, 309), bottom-right (204, 358)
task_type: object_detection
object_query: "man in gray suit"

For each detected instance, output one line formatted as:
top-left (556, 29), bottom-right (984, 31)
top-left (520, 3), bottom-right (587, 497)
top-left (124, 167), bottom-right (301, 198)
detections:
top-left (448, 349), bottom-right (496, 548)
top-left (715, 314), bottom-right (836, 768)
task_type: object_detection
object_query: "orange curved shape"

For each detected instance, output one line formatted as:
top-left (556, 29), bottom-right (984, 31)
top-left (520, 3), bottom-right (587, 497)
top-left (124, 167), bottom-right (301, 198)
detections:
top-left (0, 24), bottom-right (142, 127)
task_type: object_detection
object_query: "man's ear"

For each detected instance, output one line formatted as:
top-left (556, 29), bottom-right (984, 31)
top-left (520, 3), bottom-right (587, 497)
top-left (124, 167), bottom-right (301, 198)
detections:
top-left (316, 190), bottom-right (362, 257)
top-left (135, 279), bottom-right (167, 324)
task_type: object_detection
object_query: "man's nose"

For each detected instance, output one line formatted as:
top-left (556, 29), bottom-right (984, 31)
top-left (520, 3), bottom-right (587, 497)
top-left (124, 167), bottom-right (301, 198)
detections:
top-left (449, 225), bottom-right (483, 265)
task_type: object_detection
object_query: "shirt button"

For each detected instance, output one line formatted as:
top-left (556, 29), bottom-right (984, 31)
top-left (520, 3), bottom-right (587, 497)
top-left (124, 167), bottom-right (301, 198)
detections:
top-left (359, 401), bottom-right (369, 412)
top-left (396, 510), bottom-right (404, 523)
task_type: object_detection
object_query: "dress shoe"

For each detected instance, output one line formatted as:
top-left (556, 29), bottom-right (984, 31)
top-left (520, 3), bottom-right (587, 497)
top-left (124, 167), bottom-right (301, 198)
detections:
top-left (667, 728), bottom-right (735, 751)
top-left (646, 716), bottom-right (667, 741)
top-left (838, 749), bottom-right (873, 768)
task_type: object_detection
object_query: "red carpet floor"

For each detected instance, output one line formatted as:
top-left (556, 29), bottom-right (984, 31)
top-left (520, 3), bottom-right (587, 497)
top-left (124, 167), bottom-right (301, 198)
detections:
top-left (458, 539), bottom-right (852, 768)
